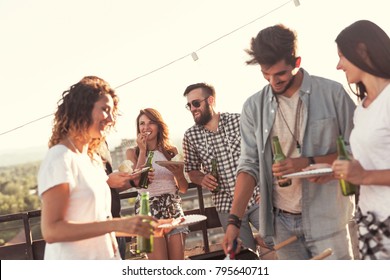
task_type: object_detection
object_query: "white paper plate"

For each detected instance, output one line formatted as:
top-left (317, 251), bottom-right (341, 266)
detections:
top-left (131, 167), bottom-right (150, 175)
top-left (158, 214), bottom-right (207, 229)
top-left (155, 161), bottom-right (185, 167)
top-left (282, 168), bottom-right (333, 179)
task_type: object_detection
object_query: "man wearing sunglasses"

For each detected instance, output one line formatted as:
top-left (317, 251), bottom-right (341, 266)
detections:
top-left (222, 24), bottom-right (357, 260)
top-left (182, 82), bottom-right (271, 253)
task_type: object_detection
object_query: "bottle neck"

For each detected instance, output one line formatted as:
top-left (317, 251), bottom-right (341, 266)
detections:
top-left (211, 159), bottom-right (217, 172)
top-left (140, 194), bottom-right (150, 214)
top-left (273, 140), bottom-right (284, 155)
top-left (336, 137), bottom-right (348, 159)
top-left (146, 151), bottom-right (154, 165)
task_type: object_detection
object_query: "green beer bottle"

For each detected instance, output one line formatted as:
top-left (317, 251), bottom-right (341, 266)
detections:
top-left (138, 151), bottom-right (154, 189)
top-left (210, 158), bottom-right (220, 193)
top-left (336, 136), bottom-right (357, 196)
top-left (136, 192), bottom-right (153, 253)
top-left (272, 136), bottom-right (292, 187)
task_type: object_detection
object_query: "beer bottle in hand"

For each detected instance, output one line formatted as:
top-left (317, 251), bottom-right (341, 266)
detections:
top-left (210, 158), bottom-right (220, 193)
top-left (272, 136), bottom-right (292, 187)
top-left (138, 151), bottom-right (154, 189)
top-left (136, 192), bottom-right (153, 253)
top-left (336, 136), bottom-right (357, 196)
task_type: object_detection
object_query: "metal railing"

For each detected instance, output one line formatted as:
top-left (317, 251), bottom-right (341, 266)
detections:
top-left (0, 183), bottom-right (221, 260)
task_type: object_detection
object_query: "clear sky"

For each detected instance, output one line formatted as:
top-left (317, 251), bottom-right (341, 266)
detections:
top-left (0, 0), bottom-right (389, 159)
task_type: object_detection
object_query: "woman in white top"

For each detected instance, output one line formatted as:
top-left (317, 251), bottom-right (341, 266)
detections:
top-left (38, 76), bottom-right (155, 259)
top-left (127, 108), bottom-right (189, 260)
top-left (333, 20), bottom-right (390, 259)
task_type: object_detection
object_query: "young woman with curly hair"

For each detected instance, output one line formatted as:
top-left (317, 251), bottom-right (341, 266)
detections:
top-left (38, 76), bottom-right (155, 259)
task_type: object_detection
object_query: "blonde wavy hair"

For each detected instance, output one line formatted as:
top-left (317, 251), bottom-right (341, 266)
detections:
top-left (49, 76), bottom-right (119, 158)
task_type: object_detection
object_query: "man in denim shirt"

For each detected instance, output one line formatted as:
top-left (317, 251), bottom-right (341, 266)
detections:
top-left (222, 24), bottom-right (356, 259)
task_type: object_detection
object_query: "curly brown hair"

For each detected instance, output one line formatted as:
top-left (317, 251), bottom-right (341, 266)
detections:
top-left (49, 76), bottom-right (119, 158)
top-left (135, 108), bottom-right (176, 160)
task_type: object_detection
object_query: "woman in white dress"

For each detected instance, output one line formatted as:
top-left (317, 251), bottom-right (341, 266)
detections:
top-left (38, 76), bottom-right (155, 259)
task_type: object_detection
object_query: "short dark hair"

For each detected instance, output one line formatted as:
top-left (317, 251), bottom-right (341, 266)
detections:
top-left (246, 24), bottom-right (298, 67)
top-left (183, 82), bottom-right (216, 98)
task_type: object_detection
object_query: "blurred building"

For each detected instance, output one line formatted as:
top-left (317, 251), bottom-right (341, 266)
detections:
top-left (110, 138), bottom-right (136, 170)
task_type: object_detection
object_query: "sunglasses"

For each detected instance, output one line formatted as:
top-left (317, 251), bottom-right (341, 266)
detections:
top-left (185, 97), bottom-right (209, 110)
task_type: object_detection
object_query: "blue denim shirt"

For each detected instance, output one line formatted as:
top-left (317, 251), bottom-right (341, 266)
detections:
top-left (238, 69), bottom-right (356, 240)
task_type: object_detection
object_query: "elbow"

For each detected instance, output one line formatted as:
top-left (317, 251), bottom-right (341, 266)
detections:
top-left (179, 187), bottom-right (188, 194)
top-left (41, 224), bottom-right (59, 244)
top-left (177, 183), bottom-right (188, 194)
top-left (44, 238), bottom-right (56, 244)
top-left (42, 231), bottom-right (56, 244)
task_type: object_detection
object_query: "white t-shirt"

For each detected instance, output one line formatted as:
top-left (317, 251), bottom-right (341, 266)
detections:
top-left (350, 85), bottom-right (390, 221)
top-left (272, 92), bottom-right (304, 213)
top-left (38, 144), bottom-right (119, 259)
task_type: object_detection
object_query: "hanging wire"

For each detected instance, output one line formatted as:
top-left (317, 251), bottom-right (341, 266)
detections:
top-left (0, 0), bottom-right (297, 138)
top-left (113, 53), bottom-right (191, 89)
top-left (0, 114), bottom-right (54, 136)
top-left (194, 0), bottom-right (292, 53)
top-left (114, 0), bottom-right (293, 90)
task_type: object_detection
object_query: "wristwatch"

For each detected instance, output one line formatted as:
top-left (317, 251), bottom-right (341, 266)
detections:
top-left (308, 156), bottom-right (315, 165)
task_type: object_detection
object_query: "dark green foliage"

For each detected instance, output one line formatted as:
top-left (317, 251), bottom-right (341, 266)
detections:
top-left (0, 162), bottom-right (41, 244)
top-left (0, 161), bottom-right (41, 215)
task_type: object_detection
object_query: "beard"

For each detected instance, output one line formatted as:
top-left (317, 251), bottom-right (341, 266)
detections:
top-left (194, 104), bottom-right (212, 126)
top-left (272, 75), bottom-right (296, 95)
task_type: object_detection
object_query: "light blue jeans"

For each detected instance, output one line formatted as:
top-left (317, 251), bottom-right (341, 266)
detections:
top-left (273, 208), bottom-right (354, 260)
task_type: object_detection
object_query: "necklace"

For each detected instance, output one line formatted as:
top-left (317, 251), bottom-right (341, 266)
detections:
top-left (67, 137), bottom-right (81, 154)
top-left (277, 97), bottom-right (303, 154)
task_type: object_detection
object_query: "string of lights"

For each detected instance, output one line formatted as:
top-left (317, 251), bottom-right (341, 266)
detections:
top-left (0, 0), bottom-right (299, 138)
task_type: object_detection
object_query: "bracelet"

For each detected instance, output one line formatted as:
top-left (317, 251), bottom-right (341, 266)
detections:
top-left (227, 214), bottom-right (242, 229)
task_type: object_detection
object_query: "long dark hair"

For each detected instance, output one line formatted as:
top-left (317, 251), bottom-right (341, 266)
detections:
top-left (336, 20), bottom-right (390, 100)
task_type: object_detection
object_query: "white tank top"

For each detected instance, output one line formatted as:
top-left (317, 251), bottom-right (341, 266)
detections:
top-left (139, 150), bottom-right (177, 197)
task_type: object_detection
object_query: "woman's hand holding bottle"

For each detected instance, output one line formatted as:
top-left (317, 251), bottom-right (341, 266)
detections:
top-left (332, 158), bottom-right (365, 185)
top-left (115, 215), bottom-right (156, 238)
